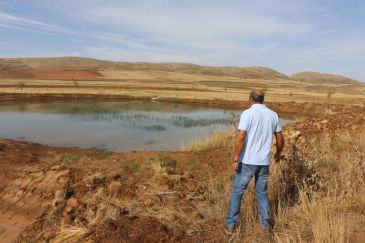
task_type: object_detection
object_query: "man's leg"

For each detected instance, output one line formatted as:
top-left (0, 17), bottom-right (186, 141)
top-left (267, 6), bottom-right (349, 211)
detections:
top-left (225, 164), bottom-right (257, 229)
top-left (255, 165), bottom-right (270, 229)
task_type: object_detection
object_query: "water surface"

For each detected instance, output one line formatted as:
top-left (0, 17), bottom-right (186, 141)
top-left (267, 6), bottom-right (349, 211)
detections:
top-left (0, 100), bottom-right (291, 152)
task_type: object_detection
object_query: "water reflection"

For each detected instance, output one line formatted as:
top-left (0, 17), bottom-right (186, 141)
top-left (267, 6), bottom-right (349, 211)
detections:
top-left (0, 100), bottom-right (292, 152)
top-left (0, 101), bottom-right (238, 151)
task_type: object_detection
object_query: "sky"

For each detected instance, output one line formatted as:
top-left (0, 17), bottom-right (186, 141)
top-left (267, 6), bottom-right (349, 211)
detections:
top-left (0, 0), bottom-right (364, 81)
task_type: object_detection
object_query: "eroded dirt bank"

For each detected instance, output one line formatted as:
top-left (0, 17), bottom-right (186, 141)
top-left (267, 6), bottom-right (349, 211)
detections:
top-left (0, 102), bottom-right (364, 242)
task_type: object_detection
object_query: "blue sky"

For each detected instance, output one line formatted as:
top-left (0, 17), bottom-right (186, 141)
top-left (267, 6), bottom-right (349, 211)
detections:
top-left (0, 0), bottom-right (364, 81)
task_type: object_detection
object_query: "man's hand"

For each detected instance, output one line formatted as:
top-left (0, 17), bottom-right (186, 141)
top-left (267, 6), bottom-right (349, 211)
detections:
top-left (231, 131), bottom-right (246, 172)
top-left (274, 132), bottom-right (284, 163)
top-left (274, 152), bottom-right (281, 162)
top-left (231, 161), bottom-right (239, 171)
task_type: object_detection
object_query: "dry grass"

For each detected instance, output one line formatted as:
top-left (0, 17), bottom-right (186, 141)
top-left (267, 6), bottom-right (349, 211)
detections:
top-left (1, 75), bottom-right (365, 103)
top-left (83, 172), bottom-right (107, 189)
top-left (44, 127), bottom-right (364, 242)
top-left (1, 58), bottom-right (365, 103)
top-left (51, 190), bottom-right (66, 214)
top-left (178, 128), bottom-right (364, 242)
top-left (271, 130), bottom-right (365, 242)
top-left (151, 154), bottom-right (177, 176)
top-left (182, 131), bottom-right (232, 151)
top-left (51, 225), bottom-right (89, 243)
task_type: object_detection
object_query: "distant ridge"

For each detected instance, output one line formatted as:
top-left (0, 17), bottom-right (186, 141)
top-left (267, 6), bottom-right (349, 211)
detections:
top-left (291, 71), bottom-right (360, 85)
top-left (0, 57), bottom-right (362, 85)
top-left (0, 56), bottom-right (289, 80)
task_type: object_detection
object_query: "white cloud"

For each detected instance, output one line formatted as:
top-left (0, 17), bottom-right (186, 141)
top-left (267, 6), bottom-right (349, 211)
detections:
top-left (45, 0), bottom-right (314, 40)
top-left (1, 0), bottom-right (365, 81)
top-left (0, 11), bottom-right (68, 33)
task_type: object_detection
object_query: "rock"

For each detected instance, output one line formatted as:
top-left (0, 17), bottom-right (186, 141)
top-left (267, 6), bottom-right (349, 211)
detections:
top-left (61, 211), bottom-right (72, 225)
top-left (184, 172), bottom-right (194, 179)
top-left (66, 197), bottom-right (79, 208)
top-left (192, 211), bottom-right (204, 220)
top-left (50, 165), bottom-right (61, 170)
top-left (293, 131), bottom-right (301, 138)
top-left (65, 206), bottom-right (73, 213)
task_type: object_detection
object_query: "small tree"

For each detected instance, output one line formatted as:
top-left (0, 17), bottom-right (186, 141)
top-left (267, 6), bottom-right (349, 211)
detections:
top-left (192, 82), bottom-right (198, 100)
top-left (174, 86), bottom-right (179, 99)
top-left (327, 90), bottom-right (335, 99)
top-left (263, 87), bottom-right (269, 94)
top-left (73, 80), bottom-right (79, 88)
top-left (17, 81), bottom-right (25, 93)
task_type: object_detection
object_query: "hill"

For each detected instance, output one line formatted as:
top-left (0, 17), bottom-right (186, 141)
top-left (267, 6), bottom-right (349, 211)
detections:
top-left (0, 57), bottom-right (364, 103)
top-left (0, 57), bottom-right (289, 80)
top-left (291, 71), bottom-right (360, 85)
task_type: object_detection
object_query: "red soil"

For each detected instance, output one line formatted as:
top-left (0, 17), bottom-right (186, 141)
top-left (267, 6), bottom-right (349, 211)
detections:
top-left (0, 70), bottom-right (102, 80)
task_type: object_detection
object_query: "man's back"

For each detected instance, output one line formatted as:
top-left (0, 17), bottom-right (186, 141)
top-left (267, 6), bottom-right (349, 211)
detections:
top-left (238, 104), bottom-right (281, 165)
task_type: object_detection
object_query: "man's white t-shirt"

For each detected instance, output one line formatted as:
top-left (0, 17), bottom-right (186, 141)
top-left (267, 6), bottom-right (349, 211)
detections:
top-left (237, 104), bottom-right (282, 166)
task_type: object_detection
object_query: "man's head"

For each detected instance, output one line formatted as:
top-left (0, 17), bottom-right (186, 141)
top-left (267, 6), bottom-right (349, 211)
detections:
top-left (249, 88), bottom-right (265, 104)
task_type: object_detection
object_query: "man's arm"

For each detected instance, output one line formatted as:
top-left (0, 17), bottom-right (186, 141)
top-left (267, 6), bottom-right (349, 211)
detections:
top-left (274, 132), bottom-right (284, 162)
top-left (231, 130), bottom-right (246, 170)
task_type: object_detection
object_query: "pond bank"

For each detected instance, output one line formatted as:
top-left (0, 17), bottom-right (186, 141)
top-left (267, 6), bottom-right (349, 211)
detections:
top-left (0, 92), bottom-right (354, 118)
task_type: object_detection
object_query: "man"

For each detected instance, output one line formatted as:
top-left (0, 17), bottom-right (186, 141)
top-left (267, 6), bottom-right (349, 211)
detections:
top-left (225, 88), bottom-right (284, 233)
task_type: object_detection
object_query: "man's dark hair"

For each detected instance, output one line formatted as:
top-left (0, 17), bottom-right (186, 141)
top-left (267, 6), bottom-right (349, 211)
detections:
top-left (250, 90), bottom-right (265, 103)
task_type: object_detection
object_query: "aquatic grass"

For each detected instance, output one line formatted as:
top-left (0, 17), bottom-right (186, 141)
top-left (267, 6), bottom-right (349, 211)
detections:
top-left (140, 125), bottom-right (167, 131)
top-left (60, 107), bottom-right (234, 128)
top-left (171, 115), bottom-right (233, 127)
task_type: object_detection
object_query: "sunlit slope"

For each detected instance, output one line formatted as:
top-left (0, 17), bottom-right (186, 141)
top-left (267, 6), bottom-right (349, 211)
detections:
top-left (0, 57), bottom-right (364, 102)
top-left (0, 56), bottom-right (288, 80)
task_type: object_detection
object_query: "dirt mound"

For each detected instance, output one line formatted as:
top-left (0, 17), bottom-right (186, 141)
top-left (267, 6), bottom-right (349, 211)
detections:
top-left (0, 141), bottom-right (71, 242)
top-left (0, 141), bottom-right (208, 242)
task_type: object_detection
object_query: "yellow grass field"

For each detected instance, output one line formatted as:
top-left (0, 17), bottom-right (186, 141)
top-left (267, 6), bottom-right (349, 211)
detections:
top-left (0, 57), bottom-right (364, 104)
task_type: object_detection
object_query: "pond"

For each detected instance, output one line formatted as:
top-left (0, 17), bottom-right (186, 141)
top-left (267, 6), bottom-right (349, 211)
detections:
top-left (0, 100), bottom-right (292, 152)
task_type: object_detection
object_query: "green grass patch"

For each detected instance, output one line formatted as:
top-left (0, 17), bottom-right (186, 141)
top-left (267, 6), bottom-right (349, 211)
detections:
top-left (54, 153), bottom-right (81, 163)
top-left (125, 162), bottom-right (142, 173)
top-left (88, 147), bottom-right (112, 159)
top-left (187, 159), bottom-right (202, 170)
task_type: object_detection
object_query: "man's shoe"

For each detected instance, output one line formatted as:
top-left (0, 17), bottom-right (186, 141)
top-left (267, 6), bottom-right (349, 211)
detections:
top-left (224, 225), bottom-right (234, 235)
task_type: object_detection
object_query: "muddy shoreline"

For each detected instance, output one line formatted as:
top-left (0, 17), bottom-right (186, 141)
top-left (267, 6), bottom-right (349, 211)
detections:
top-left (0, 92), bottom-right (353, 118)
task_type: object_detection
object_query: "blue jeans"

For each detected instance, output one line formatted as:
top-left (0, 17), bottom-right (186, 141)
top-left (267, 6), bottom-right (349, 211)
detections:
top-left (225, 163), bottom-right (270, 229)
